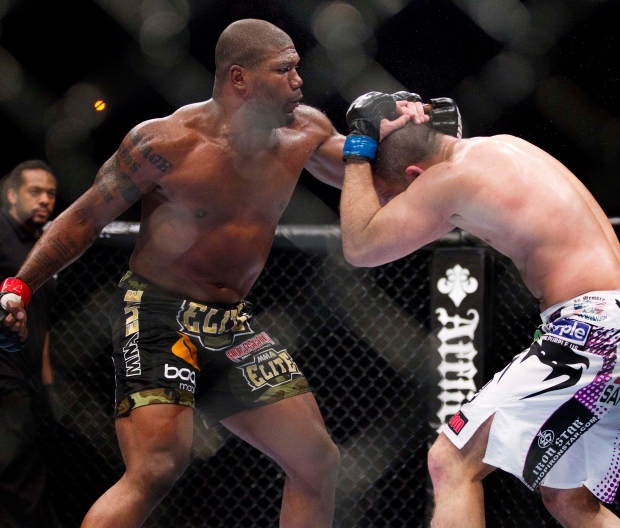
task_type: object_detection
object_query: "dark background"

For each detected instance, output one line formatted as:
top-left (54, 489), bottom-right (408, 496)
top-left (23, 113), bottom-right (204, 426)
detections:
top-left (0, 0), bottom-right (619, 224)
top-left (1, 2), bottom-right (619, 525)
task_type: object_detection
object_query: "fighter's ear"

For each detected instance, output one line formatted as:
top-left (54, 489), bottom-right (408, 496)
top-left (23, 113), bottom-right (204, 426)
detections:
top-left (405, 165), bottom-right (423, 179)
top-left (230, 65), bottom-right (247, 90)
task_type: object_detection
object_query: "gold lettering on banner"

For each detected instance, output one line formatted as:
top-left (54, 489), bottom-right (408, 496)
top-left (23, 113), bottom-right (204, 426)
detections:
top-left (220, 309), bottom-right (233, 330)
top-left (182, 304), bottom-right (241, 335)
top-left (124, 306), bottom-right (139, 336)
top-left (278, 351), bottom-right (297, 373)
top-left (246, 365), bottom-right (262, 386)
top-left (271, 356), bottom-right (285, 373)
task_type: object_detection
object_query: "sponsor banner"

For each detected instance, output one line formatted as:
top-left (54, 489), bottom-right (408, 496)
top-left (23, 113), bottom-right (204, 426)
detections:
top-left (430, 248), bottom-right (489, 430)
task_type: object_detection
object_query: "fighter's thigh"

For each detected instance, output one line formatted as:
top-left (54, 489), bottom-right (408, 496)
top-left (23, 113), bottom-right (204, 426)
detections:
top-left (115, 404), bottom-right (194, 471)
top-left (221, 392), bottom-right (334, 468)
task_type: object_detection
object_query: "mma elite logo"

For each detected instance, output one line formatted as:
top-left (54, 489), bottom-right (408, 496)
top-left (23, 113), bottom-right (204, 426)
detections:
top-left (176, 300), bottom-right (253, 350)
top-left (123, 290), bottom-right (144, 376)
top-left (238, 348), bottom-right (301, 390)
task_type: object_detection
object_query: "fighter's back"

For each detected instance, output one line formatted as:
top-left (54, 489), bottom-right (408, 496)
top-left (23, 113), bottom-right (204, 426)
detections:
top-left (442, 134), bottom-right (620, 309)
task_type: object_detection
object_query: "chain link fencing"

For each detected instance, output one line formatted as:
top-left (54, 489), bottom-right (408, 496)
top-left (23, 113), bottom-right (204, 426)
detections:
top-left (40, 225), bottom-right (620, 527)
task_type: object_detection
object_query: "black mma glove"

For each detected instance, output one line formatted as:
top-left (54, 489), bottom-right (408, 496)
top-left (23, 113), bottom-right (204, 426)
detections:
top-left (391, 91), bottom-right (423, 104)
top-left (427, 97), bottom-right (462, 138)
top-left (343, 91), bottom-right (424, 162)
top-left (343, 92), bottom-right (397, 162)
top-left (0, 277), bottom-right (32, 353)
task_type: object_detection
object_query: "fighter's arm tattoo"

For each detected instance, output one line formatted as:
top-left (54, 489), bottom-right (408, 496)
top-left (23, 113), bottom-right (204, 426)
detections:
top-left (96, 132), bottom-right (173, 204)
top-left (95, 160), bottom-right (141, 205)
top-left (23, 233), bottom-right (82, 289)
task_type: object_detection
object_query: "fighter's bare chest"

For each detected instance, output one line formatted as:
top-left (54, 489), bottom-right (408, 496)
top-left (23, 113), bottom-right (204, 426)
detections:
top-left (149, 154), bottom-right (302, 223)
top-left (171, 140), bottom-right (308, 189)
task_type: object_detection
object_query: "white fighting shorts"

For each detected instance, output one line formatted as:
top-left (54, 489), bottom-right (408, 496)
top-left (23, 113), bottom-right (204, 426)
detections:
top-left (441, 289), bottom-right (620, 503)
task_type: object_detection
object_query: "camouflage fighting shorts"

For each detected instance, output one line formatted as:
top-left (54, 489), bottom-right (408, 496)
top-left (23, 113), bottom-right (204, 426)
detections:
top-left (111, 271), bottom-right (311, 425)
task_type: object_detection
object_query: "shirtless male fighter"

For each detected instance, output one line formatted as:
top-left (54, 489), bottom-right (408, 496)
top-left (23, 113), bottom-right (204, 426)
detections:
top-left (0, 19), bottom-right (447, 528)
top-left (339, 93), bottom-right (620, 527)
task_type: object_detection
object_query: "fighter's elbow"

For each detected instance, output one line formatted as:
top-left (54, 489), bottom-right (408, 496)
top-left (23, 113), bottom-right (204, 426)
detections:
top-left (342, 244), bottom-right (377, 268)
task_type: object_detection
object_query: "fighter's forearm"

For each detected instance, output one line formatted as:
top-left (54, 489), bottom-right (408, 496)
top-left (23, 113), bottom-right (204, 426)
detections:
top-left (17, 208), bottom-right (101, 292)
top-left (305, 132), bottom-right (346, 189)
top-left (340, 161), bottom-right (383, 266)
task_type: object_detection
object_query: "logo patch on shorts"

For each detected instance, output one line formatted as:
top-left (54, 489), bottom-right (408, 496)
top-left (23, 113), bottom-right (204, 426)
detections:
top-left (239, 348), bottom-right (302, 390)
top-left (447, 410), bottom-right (468, 435)
top-left (544, 319), bottom-right (591, 346)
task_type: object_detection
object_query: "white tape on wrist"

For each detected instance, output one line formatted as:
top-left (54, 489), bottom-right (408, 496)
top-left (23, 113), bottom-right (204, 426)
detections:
top-left (0, 293), bottom-right (22, 310)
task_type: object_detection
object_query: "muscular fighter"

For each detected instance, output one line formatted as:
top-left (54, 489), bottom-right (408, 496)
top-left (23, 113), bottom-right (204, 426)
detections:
top-left (339, 93), bottom-right (620, 527)
top-left (0, 20), bottom-right (426, 528)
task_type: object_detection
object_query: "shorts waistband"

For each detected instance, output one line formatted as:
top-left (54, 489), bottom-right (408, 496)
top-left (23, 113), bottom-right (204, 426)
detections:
top-left (540, 288), bottom-right (620, 324)
top-left (118, 270), bottom-right (252, 312)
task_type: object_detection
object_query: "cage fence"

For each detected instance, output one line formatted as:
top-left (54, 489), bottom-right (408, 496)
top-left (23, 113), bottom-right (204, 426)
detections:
top-left (40, 224), bottom-right (620, 528)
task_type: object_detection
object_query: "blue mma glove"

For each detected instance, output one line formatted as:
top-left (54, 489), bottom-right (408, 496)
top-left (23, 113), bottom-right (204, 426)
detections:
top-left (343, 92), bottom-right (398, 162)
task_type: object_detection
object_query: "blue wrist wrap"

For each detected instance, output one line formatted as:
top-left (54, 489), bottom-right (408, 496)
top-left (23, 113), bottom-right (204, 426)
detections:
top-left (343, 135), bottom-right (378, 161)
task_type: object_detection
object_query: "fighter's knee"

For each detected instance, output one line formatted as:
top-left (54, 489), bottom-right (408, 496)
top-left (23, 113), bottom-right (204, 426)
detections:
top-left (322, 438), bottom-right (341, 480)
top-left (132, 449), bottom-right (190, 491)
top-left (291, 434), bottom-right (340, 491)
top-left (427, 434), bottom-right (454, 483)
top-left (310, 435), bottom-right (340, 482)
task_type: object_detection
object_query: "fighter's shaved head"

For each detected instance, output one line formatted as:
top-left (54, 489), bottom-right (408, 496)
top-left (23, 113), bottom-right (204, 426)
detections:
top-left (373, 122), bottom-right (439, 184)
top-left (214, 19), bottom-right (293, 84)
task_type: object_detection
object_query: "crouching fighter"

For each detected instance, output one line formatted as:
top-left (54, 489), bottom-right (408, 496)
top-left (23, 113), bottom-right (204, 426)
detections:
top-left (339, 90), bottom-right (620, 527)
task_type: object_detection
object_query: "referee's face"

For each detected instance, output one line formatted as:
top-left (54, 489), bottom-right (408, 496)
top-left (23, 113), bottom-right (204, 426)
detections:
top-left (9, 169), bottom-right (57, 227)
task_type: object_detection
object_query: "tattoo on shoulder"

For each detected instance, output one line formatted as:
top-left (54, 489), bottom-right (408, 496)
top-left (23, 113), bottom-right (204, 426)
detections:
top-left (96, 164), bottom-right (141, 205)
top-left (128, 131), bottom-right (173, 173)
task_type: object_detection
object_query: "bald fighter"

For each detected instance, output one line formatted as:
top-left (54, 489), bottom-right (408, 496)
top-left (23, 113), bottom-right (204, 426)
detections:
top-left (0, 20), bottom-right (434, 528)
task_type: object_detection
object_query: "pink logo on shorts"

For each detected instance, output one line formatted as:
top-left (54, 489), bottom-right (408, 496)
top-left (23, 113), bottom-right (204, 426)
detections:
top-left (447, 411), bottom-right (468, 435)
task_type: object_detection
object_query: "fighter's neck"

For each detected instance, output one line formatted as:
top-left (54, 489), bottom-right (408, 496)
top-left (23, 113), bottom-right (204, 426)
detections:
top-left (226, 126), bottom-right (279, 153)
top-left (209, 98), bottom-right (280, 152)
